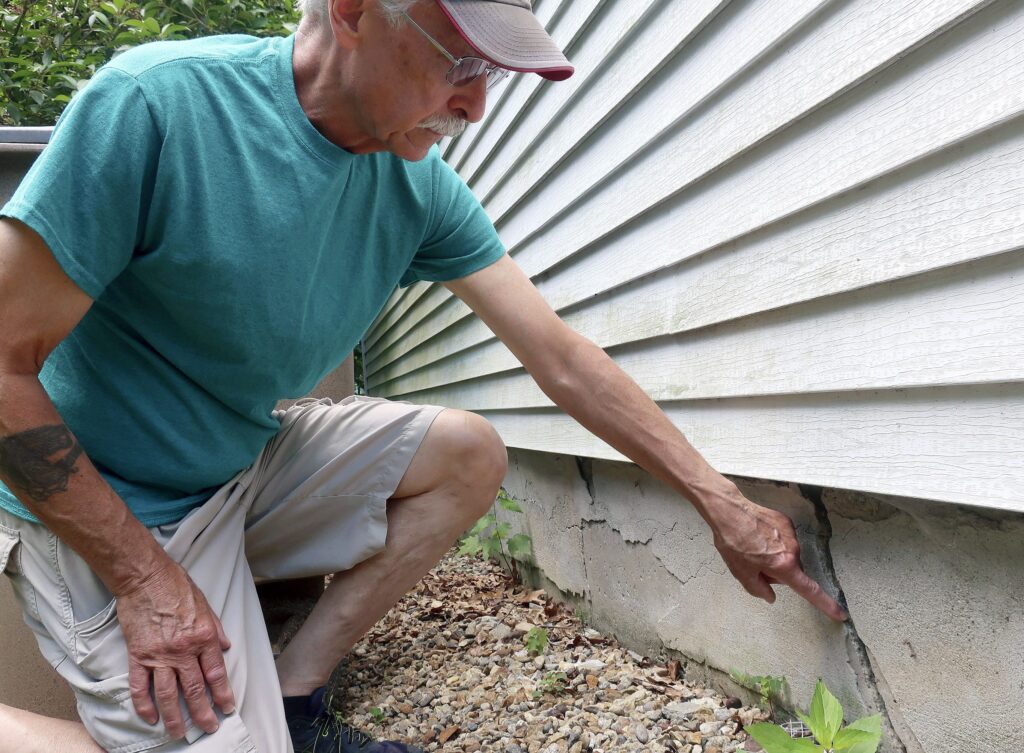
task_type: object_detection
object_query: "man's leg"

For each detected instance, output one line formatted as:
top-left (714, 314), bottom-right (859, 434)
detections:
top-left (273, 408), bottom-right (507, 695)
top-left (0, 704), bottom-right (102, 753)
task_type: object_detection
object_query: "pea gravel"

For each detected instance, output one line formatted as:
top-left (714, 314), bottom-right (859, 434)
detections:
top-left (319, 551), bottom-right (770, 753)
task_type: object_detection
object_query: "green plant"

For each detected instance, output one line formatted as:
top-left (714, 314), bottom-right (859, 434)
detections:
top-left (532, 670), bottom-right (567, 699)
top-left (574, 606), bottom-right (590, 626)
top-left (1, 0), bottom-right (300, 126)
top-left (368, 707), bottom-right (385, 725)
top-left (458, 487), bottom-right (532, 580)
top-left (525, 626), bottom-right (548, 656)
top-left (747, 680), bottom-right (882, 753)
top-left (730, 669), bottom-right (788, 715)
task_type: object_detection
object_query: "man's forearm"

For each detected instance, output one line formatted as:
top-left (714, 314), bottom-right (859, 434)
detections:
top-left (0, 370), bottom-right (170, 596)
top-left (535, 335), bottom-right (743, 522)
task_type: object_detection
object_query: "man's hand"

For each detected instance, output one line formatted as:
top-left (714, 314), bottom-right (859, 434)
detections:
top-left (705, 487), bottom-right (848, 622)
top-left (116, 563), bottom-right (235, 739)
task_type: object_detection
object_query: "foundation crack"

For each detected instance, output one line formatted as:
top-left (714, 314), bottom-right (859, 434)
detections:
top-left (575, 457), bottom-right (597, 614)
top-left (798, 485), bottom-right (921, 753)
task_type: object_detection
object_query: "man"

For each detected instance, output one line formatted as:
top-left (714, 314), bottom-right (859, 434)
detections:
top-left (0, 0), bottom-right (847, 750)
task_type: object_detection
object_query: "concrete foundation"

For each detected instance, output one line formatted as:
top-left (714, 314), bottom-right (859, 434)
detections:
top-left (499, 448), bottom-right (1024, 753)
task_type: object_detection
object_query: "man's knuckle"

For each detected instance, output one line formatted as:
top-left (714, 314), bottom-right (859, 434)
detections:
top-left (204, 664), bottom-right (227, 684)
top-left (181, 679), bottom-right (205, 698)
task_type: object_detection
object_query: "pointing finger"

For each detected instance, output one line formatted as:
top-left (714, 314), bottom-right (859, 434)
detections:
top-left (782, 567), bottom-right (848, 622)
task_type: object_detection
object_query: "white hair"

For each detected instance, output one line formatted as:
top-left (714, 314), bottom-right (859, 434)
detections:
top-left (297, 0), bottom-right (420, 32)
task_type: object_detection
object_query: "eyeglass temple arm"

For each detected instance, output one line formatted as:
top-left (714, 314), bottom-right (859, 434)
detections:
top-left (400, 12), bottom-right (459, 66)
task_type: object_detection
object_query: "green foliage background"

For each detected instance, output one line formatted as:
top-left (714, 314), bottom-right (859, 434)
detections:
top-left (1, 0), bottom-right (301, 126)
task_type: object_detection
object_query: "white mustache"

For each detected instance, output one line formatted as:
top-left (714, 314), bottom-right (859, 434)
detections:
top-left (418, 114), bottom-right (468, 138)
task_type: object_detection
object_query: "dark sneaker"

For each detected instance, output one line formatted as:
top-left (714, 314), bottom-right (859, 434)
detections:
top-left (285, 687), bottom-right (424, 753)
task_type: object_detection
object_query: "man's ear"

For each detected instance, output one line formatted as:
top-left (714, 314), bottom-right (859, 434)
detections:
top-left (328, 0), bottom-right (367, 50)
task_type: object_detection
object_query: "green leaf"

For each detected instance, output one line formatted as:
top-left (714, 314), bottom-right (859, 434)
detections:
top-left (143, 16), bottom-right (161, 34)
top-left (840, 715), bottom-right (883, 753)
top-left (468, 515), bottom-right (493, 536)
top-left (763, 675), bottom-right (786, 700)
top-left (507, 534), bottom-right (532, 559)
top-left (480, 535), bottom-right (503, 559)
top-left (457, 535), bottom-right (481, 557)
top-left (746, 724), bottom-right (822, 753)
top-left (832, 727), bottom-right (880, 753)
top-left (525, 626), bottom-right (548, 656)
top-left (808, 680), bottom-right (844, 748)
top-left (498, 495), bottom-right (523, 513)
top-left (88, 10), bottom-right (110, 28)
top-left (493, 521), bottom-right (512, 540)
top-left (100, 2), bottom-right (119, 16)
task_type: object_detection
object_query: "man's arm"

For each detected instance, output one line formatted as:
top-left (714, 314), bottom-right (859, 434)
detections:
top-left (0, 218), bottom-right (235, 738)
top-left (446, 254), bottom-right (847, 621)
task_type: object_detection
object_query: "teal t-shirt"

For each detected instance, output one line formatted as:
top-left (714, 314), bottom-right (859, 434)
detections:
top-left (0, 34), bottom-right (505, 526)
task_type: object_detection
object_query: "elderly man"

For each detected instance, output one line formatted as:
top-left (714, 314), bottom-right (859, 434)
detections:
top-left (0, 0), bottom-right (846, 751)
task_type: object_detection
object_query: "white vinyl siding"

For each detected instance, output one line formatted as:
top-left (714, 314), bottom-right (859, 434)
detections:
top-left (364, 0), bottom-right (1024, 512)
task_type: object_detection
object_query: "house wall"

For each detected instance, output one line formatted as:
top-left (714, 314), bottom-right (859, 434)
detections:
top-left (362, 1), bottom-right (1024, 750)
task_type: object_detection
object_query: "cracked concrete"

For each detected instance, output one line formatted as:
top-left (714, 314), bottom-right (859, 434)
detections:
top-left (501, 449), bottom-right (1024, 753)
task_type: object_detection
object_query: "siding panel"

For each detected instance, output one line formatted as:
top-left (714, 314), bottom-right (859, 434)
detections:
top-left (364, 0), bottom-right (1024, 511)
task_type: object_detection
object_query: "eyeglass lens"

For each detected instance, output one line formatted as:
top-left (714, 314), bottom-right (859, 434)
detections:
top-left (447, 58), bottom-right (510, 89)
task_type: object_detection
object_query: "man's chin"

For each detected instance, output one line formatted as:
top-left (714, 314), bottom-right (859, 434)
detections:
top-left (392, 130), bottom-right (442, 161)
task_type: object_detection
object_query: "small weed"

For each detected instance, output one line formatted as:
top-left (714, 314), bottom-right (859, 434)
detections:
top-left (747, 680), bottom-right (882, 753)
top-left (525, 626), bottom-right (549, 656)
top-left (574, 606), bottom-right (590, 626)
top-left (532, 671), bottom-right (568, 699)
top-left (459, 488), bottom-right (533, 581)
top-left (730, 669), bottom-right (789, 716)
top-left (368, 707), bottom-right (385, 725)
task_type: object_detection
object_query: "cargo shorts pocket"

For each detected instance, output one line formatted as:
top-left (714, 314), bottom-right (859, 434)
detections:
top-left (0, 521), bottom-right (38, 622)
top-left (0, 521), bottom-right (19, 574)
top-left (60, 660), bottom-right (257, 753)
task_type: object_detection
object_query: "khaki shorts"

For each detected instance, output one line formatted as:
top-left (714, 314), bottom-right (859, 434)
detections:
top-left (0, 396), bottom-right (443, 753)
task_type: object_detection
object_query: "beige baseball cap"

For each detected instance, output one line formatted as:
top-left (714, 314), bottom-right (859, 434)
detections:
top-left (436, 0), bottom-right (574, 80)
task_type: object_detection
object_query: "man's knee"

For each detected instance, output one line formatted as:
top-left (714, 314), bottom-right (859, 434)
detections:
top-left (396, 409), bottom-right (507, 510)
top-left (436, 409), bottom-right (508, 494)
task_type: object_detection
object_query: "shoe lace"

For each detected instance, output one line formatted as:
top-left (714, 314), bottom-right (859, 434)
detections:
top-left (310, 707), bottom-right (372, 752)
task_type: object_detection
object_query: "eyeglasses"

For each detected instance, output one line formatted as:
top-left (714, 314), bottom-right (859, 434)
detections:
top-left (401, 11), bottom-right (510, 90)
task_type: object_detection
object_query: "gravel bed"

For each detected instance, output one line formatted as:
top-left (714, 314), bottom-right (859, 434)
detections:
top-left (319, 551), bottom-right (769, 753)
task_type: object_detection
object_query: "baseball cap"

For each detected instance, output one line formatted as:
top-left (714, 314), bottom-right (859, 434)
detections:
top-left (435, 0), bottom-right (575, 80)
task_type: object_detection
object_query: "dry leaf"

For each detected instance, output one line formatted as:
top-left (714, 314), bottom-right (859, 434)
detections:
top-left (439, 725), bottom-right (460, 743)
top-left (666, 660), bottom-right (680, 681)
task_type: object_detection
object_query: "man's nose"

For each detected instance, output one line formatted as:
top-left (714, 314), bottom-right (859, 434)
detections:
top-left (449, 74), bottom-right (488, 123)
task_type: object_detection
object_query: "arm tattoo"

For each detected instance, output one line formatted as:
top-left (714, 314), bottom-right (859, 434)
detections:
top-left (0, 425), bottom-right (83, 502)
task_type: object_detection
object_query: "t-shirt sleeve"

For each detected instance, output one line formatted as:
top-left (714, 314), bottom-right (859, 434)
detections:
top-left (0, 66), bottom-right (161, 299)
top-left (399, 153), bottom-right (506, 288)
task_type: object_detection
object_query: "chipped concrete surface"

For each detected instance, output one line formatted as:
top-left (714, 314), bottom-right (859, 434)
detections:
top-left (500, 448), bottom-right (1024, 753)
top-left (826, 490), bottom-right (1024, 753)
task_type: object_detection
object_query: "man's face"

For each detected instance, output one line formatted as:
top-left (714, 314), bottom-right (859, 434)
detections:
top-left (344, 2), bottom-right (490, 161)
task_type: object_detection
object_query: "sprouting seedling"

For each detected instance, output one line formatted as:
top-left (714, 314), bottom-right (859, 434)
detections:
top-left (746, 680), bottom-right (882, 753)
top-left (459, 488), bottom-right (533, 581)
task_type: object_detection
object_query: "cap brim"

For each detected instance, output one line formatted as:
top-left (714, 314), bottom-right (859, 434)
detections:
top-left (436, 0), bottom-right (574, 81)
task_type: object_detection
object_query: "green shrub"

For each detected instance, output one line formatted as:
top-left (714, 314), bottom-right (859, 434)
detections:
top-left (1, 0), bottom-right (299, 125)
